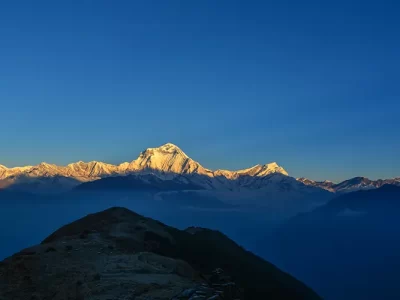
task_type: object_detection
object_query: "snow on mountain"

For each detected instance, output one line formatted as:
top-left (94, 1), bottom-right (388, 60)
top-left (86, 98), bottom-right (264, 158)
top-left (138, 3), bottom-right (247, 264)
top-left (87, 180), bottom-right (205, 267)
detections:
top-left (0, 143), bottom-right (290, 192)
top-left (236, 163), bottom-right (288, 177)
top-left (333, 177), bottom-right (378, 193)
top-left (213, 163), bottom-right (288, 181)
top-left (3, 143), bottom-right (398, 197)
top-left (65, 161), bottom-right (121, 179)
top-left (297, 176), bottom-right (400, 194)
top-left (125, 143), bottom-right (214, 178)
top-left (0, 143), bottom-right (336, 215)
top-left (0, 165), bottom-right (34, 180)
top-left (297, 178), bottom-right (336, 192)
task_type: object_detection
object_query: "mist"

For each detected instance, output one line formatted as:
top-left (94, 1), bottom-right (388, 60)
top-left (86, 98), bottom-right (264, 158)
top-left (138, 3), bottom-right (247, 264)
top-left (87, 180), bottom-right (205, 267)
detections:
top-left (2, 187), bottom-right (400, 300)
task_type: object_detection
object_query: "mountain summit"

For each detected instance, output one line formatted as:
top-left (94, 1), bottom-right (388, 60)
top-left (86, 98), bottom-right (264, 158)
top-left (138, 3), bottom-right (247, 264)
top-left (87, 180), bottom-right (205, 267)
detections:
top-left (0, 143), bottom-right (288, 192)
top-left (125, 143), bottom-right (212, 177)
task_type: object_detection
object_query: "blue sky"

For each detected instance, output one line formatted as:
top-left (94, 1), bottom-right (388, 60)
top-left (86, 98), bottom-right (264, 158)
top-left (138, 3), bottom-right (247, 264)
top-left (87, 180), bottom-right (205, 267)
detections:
top-left (0, 0), bottom-right (399, 182)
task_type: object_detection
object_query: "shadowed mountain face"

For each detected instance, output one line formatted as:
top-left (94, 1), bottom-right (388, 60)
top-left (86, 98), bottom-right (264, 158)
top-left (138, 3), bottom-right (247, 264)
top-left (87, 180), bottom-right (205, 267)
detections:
top-left (73, 172), bottom-right (332, 219)
top-left (0, 207), bottom-right (320, 300)
top-left (74, 174), bottom-right (204, 192)
top-left (264, 185), bottom-right (400, 299)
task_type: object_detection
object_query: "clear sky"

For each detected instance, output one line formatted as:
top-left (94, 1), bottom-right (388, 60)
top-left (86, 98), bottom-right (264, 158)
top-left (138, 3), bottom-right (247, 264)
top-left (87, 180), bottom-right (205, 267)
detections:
top-left (0, 0), bottom-right (399, 182)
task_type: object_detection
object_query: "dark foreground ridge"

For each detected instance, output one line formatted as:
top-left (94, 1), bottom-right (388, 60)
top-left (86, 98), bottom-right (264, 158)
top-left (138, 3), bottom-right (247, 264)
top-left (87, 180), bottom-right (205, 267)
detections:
top-left (0, 207), bottom-right (320, 300)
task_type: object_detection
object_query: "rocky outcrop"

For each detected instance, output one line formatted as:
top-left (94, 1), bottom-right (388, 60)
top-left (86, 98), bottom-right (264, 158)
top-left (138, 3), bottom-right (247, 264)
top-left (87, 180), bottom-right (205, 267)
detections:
top-left (0, 207), bottom-right (320, 300)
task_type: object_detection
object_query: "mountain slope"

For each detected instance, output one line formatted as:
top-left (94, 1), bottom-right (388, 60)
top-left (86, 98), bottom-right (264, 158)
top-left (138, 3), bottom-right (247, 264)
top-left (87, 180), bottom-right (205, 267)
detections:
top-left (74, 171), bottom-right (332, 216)
top-left (75, 174), bottom-right (203, 192)
top-left (264, 185), bottom-right (400, 299)
top-left (0, 207), bottom-right (320, 299)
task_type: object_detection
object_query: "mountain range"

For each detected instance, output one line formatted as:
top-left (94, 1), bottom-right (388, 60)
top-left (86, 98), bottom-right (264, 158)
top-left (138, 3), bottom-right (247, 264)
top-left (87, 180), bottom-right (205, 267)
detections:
top-left (1, 143), bottom-right (399, 216)
top-left (0, 143), bottom-right (289, 192)
top-left (297, 176), bottom-right (400, 193)
top-left (3, 142), bottom-right (398, 193)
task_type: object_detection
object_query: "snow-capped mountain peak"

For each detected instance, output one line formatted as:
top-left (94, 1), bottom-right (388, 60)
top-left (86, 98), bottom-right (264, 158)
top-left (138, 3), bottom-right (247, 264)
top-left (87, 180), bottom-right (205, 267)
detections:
top-left (155, 143), bottom-right (188, 156)
top-left (65, 161), bottom-right (120, 178)
top-left (127, 143), bottom-right (211, 176)
top-left (0, 142), bottom-right (289, 192)
top-left (237, 162), bottom-right (288, 177)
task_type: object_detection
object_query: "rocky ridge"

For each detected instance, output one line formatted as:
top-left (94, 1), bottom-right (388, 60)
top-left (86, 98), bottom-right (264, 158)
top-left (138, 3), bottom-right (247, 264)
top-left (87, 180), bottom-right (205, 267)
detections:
top-left (0, 207), bottom-right (320, 300)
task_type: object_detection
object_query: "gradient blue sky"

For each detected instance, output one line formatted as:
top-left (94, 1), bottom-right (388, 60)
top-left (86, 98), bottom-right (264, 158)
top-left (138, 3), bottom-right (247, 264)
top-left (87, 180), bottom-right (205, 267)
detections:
top-left (0, 0), bottom-right (399, 182)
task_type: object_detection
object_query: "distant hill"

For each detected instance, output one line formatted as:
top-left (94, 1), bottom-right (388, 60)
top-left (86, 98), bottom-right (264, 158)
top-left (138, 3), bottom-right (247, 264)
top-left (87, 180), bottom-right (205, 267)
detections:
top-left (265, 185), bottom-right (400, 299)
